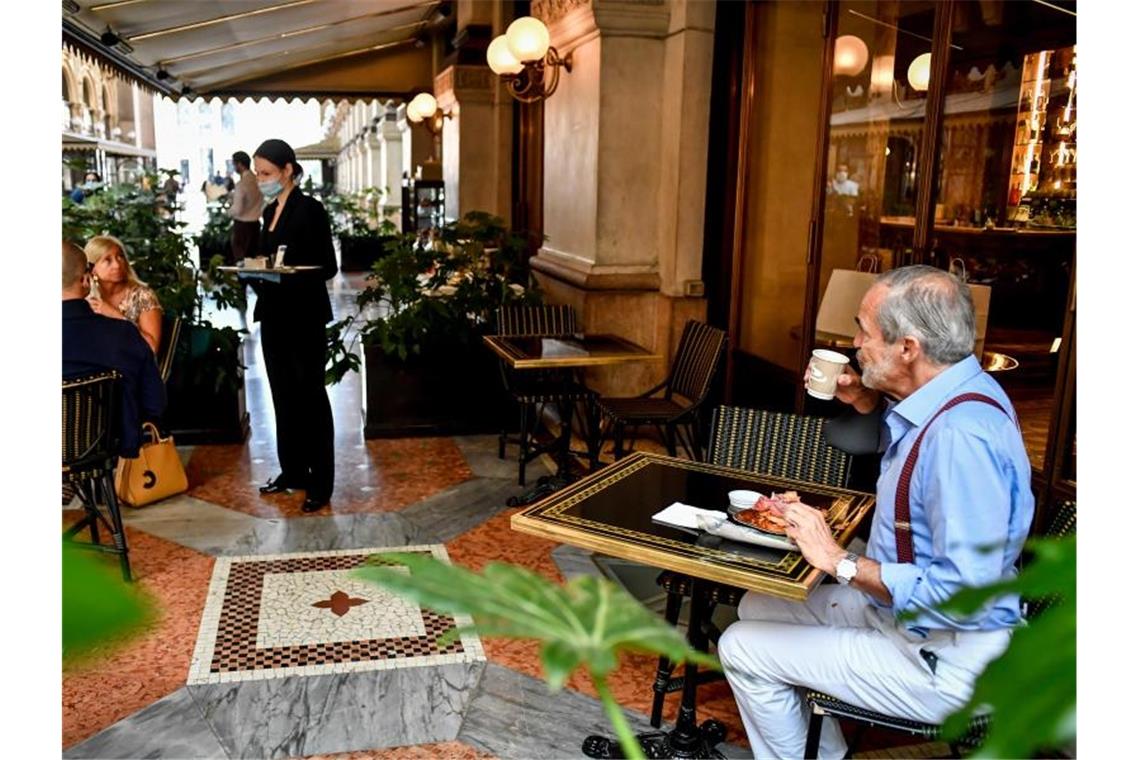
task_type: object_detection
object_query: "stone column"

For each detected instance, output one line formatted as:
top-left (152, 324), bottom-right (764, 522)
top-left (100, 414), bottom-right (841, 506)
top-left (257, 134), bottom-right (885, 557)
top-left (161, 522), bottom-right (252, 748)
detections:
top-left (530, 0), bottom-right (716, 395)
top-left (379, 104), bottom-right (405, 227)
top-left (434, 63), bottom-right (513, 223)
top-left (365, 119), bottom-right (385, 190)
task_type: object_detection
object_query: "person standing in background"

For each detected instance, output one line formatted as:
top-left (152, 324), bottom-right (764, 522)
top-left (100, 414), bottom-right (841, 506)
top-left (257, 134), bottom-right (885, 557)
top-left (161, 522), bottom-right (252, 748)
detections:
top-left (228, 151), bottom-right (263, 264)
top-left (250, 138), bottom-right (337, 513)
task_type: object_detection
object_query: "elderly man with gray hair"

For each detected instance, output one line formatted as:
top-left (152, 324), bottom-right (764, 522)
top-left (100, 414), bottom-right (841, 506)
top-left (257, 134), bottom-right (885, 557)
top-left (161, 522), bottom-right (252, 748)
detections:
top-left (718, 265), bottom-right (1034, 759)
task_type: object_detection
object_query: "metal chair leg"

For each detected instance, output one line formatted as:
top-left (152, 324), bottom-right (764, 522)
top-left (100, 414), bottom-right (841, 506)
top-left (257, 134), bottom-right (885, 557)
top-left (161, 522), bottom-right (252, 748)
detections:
top-left (664, 424), bottom-right (678, 457)
top-left (517, 402), bottom-right (530, 486)
top-left (650, 590), bottom-right (684, 727)
top-left (804, 707), bottom-right (824, 759)
top-left (613, 422), bottom-right (625, 461)
top-left (97, 474), bottom-right (132, 582)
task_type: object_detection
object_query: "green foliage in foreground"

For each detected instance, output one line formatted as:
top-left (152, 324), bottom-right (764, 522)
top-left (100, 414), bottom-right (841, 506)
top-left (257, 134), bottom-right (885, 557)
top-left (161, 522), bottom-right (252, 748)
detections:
top-left (62, 547), bottom-right (154, 661)
top-left (357, 554), bottom-right (720, 760)
top-left (938, 535), bottom-right (1077, 758)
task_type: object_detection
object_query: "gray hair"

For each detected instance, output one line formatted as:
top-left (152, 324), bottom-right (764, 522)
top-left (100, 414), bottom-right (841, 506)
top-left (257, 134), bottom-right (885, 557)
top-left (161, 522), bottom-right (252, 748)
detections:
top-left (873, 265), bottom-right (976, 365)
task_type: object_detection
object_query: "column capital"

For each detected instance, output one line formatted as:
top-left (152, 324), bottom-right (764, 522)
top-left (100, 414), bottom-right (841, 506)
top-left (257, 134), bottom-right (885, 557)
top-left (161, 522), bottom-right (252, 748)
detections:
top-left (541, 0), bottom-right (670, 50)
top-left (435, 65), bottom-right (495, 107)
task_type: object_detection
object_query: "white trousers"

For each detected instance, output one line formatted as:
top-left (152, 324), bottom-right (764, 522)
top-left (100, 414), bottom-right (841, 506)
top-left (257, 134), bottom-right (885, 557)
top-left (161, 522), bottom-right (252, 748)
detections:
top-left (717, 585), bottom-right (1012, 760)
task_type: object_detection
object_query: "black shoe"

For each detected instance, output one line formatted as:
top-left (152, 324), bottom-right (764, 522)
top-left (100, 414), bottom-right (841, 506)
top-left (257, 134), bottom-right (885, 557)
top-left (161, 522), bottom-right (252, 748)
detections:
top-left (259, 475), bottom-right (299, 495)
top-left (301, 496), bottom-right (330, 513)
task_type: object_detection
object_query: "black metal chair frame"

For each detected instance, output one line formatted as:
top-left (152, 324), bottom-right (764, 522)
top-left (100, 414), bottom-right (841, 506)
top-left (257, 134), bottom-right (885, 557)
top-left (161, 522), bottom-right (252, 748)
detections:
top-left (649, 406), bottom-right (854, 728)
top-left (495, 305), bottom-right (598, 486)
top-left (62, 370), bottom-right (132, 582)
top-left (803, 500), bottom-right (1077, 759)
top-left (595, 321), bottom-right (727, 465)
top-left (157, 314), bottom-right (183, 384)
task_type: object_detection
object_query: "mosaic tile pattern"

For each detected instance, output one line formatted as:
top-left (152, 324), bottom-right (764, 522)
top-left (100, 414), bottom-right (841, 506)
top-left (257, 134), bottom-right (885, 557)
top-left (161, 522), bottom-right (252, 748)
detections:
top-left (188, 546), bottom-right (484, 685)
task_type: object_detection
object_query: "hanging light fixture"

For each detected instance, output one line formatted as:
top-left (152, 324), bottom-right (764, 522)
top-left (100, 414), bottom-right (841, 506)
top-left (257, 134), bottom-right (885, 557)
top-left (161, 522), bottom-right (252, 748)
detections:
top-left (486, 16), bottom-right (571, 103)
top-left (833, 35), bottom-right (869, 77)
top-left (908, 52), bottom-right (932, 92)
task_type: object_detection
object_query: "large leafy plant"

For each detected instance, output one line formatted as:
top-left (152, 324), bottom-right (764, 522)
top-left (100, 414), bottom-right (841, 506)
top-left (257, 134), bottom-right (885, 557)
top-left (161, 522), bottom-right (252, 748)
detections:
top-left (357, 554), bottom-right (719, 760)
top-left (353, 211), bottom-right (541, 361)
top-left (935, 534), bottom-right (1076, 758)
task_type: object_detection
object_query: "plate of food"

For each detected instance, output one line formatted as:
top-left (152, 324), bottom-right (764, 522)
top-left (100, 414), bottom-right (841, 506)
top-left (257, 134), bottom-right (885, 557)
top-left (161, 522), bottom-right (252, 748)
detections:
top-left (728, 490), bottom-right (812, 536)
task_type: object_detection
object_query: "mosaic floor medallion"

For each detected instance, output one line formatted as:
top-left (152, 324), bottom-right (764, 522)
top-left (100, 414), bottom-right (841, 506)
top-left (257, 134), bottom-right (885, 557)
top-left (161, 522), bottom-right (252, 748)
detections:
top-left (187, 546), bottom-right (484, 685)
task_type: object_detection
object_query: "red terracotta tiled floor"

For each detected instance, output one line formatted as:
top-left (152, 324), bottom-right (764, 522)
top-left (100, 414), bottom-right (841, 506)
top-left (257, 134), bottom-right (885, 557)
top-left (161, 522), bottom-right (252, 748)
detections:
top-left (296, 742), bottom-right (496, 760)
top-left (444, 509), bottom-right (748, 747)
top-left (62, 512), bottom-right (215, 749)
top-left (186, 437), bottom-right (473, 518)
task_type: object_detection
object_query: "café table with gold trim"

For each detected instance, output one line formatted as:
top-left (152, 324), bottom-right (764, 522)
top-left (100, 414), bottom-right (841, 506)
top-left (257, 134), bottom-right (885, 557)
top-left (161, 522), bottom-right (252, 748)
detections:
top-left (512, 451), bottom-right (876, 758)
top-left (483, 333), bottom-right (662, 504)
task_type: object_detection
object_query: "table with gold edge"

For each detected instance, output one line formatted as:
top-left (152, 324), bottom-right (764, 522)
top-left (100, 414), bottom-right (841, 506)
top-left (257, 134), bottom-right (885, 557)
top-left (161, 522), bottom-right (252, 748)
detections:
top-left (511, 451), bottom-right (876, 757)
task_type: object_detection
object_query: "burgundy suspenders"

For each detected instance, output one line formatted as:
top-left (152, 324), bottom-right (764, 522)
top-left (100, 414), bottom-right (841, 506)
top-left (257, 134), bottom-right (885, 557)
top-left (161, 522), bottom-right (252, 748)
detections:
top-left (894, 393), bottom-right (1009, 563)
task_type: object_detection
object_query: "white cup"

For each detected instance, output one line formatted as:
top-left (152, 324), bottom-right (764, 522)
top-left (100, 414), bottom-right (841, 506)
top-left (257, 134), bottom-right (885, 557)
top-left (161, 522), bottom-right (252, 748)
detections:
top-left (806, 349), bottom-right (850, 400)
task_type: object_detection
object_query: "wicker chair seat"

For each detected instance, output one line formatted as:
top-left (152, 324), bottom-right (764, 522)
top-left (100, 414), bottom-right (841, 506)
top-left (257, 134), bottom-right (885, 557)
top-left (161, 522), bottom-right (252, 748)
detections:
top-left (597, 396), bottom-right (689, 423)
top-left (806, 691), bottom-right (989, 742)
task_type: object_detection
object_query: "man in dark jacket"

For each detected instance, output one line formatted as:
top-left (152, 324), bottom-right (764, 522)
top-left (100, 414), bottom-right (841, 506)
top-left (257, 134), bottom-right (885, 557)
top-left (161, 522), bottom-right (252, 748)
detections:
top-left (62, 240), bottom-right (165, 458)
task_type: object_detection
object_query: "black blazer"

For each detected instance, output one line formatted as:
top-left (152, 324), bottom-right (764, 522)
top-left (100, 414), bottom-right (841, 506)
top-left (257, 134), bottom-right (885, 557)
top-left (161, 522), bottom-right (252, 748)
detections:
top-left (62, 299), bottom-right (166, 458)
top-left (254, 189), bottom-right (338, 326)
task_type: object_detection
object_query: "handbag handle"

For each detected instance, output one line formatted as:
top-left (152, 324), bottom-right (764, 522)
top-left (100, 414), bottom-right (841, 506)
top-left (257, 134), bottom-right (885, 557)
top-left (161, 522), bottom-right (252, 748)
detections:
top-left (141, 421), bottom-right (163, 443)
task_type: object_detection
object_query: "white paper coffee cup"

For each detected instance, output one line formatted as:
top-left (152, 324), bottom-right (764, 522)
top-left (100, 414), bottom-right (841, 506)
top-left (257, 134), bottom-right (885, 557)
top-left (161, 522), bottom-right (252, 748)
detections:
top-left (806, 349), bottom-right (850, 400)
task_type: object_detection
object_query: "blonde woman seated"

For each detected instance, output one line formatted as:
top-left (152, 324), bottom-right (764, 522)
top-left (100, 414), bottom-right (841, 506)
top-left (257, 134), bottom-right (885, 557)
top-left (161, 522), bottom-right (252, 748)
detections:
top-left (84, 235), bottom-right (163, 354)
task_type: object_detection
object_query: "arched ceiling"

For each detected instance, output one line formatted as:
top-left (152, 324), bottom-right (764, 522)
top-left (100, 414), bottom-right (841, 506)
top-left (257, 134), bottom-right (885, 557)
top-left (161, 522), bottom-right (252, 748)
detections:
top-left (62, 0), bottom-right (448, 99)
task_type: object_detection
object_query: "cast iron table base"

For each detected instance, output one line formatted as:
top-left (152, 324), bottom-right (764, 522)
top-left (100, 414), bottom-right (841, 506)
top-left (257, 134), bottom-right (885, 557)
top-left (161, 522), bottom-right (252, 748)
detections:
top-left (580, 578), bottom-right (728, 758)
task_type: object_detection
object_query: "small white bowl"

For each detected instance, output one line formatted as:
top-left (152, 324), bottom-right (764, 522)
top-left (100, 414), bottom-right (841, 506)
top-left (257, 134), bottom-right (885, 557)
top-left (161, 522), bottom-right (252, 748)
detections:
top-left (727, 489), bottom-right (760, 513)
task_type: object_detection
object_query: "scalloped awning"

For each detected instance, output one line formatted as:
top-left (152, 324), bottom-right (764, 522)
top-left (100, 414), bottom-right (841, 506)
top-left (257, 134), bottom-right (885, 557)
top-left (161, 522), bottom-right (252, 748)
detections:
top-left (63, 0), bottom-right (443, 100)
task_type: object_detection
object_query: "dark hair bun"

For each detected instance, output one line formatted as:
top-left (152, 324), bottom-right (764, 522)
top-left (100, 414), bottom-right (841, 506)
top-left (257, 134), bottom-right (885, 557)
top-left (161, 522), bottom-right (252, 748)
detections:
top-left (253, 138), bottom-right (303, 178)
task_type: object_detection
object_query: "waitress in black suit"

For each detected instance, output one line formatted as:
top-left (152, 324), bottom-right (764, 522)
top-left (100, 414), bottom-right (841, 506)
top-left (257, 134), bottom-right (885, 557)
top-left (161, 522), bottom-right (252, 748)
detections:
top-left (251, 139), bottom-right (338, 512)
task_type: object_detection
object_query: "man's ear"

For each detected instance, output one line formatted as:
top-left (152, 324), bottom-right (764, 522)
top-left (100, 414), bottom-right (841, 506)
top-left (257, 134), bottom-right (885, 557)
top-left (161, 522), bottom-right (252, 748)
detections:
top-left (898, 335), bottom-right (923, 364)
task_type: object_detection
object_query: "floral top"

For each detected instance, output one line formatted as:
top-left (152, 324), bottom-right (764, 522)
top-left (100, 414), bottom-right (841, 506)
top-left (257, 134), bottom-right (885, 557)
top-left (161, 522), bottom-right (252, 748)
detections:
top-left (116, 285), bottom-right (162, 325)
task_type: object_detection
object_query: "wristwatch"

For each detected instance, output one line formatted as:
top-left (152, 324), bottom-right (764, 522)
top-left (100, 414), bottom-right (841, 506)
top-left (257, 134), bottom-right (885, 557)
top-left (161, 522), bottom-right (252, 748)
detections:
top-left (835, 552), bottom-right (859, 585)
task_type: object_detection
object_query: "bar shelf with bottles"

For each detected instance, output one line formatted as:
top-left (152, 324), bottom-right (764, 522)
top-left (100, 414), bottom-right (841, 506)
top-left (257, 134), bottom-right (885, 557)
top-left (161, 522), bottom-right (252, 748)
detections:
top-left (1007, 47), bottom-right (1076, 229)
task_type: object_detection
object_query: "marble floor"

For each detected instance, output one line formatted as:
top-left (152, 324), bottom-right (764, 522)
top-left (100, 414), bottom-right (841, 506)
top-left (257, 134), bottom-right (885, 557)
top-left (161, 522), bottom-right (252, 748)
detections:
top-left (62, 274), bottom-right (939, 759)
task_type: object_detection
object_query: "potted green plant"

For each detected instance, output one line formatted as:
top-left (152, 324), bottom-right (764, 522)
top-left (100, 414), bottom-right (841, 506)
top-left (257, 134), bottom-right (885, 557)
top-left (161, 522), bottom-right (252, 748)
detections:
top-left (63, 172), bottom-right (249, 444)
top-left (193, 202), bottom-right (233, 267)
top-left (351, 211), bottom-right (541, 437)
top-left (327, 187), bottom-right (400, 272)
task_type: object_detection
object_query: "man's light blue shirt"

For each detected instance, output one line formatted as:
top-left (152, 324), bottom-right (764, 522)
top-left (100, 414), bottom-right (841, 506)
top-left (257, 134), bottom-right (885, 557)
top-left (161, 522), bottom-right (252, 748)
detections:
top-left (864, 354), bottom-right (1035, 633)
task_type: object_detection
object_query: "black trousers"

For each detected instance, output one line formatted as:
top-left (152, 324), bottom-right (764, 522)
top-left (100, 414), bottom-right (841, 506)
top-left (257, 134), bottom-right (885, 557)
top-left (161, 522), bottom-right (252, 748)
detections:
top-left (260, 319), bottom-right (334, 500)
top-left (230, 220), bottom-right (261, 264)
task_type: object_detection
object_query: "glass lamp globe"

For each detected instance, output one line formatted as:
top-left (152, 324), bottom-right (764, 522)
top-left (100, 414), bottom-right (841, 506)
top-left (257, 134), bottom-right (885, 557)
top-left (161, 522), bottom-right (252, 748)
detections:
top-left (409, 92), bottom-right (437, 122)
top-left (487, 35), bottom-right (523, 75)
top-left (908, 53), bottom-right (932, 92)
top-left (833, 35), bottom-right (869, 77)
top-left (505, 16), bottom-right (550, 63)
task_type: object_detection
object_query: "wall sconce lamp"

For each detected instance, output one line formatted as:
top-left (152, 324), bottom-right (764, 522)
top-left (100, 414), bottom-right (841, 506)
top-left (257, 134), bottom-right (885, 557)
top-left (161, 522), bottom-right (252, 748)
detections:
top-left (486, 16), bottom-right (572, 103)
top-left (406, 92), bottom-right (452, 135)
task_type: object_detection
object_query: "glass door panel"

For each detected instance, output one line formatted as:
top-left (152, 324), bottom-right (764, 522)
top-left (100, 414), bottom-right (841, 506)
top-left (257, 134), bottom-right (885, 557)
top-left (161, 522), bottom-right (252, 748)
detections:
top-left (733, 0), bottom-right (828, 409)
top-left (931, 0), bottom-right (1076, 471)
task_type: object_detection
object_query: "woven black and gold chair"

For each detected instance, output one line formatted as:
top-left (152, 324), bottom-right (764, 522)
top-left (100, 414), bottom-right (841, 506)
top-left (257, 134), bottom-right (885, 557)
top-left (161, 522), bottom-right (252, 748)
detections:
top-left (802, 499), bottom-right (1077, 759)
top-left (156, 315), bottom-right (183, 384)
top-left (62, 370), bottom-right (132, 582)
top-left (595, 320), bottom-right (726, 464)
top-left (495, 305), bottom-right (597, 485)
top-left (648, 406), bottom-right (854, 727)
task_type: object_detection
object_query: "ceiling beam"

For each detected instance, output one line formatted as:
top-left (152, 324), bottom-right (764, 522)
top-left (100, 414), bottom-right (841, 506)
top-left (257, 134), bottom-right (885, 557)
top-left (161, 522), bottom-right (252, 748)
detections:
top-left (159, 3), bottom-right (434, 67)
top-left (126, 0), bottom-right (321, 43)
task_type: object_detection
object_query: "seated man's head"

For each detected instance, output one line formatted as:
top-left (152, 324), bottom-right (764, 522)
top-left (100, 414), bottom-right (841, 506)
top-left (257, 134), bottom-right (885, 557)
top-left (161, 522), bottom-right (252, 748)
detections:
top-left (62, 240), bottom-right (90, 298)
top-left (232, 151), bottom-right (251, 172)
top-left (854, 265), bottom-right (976, 395)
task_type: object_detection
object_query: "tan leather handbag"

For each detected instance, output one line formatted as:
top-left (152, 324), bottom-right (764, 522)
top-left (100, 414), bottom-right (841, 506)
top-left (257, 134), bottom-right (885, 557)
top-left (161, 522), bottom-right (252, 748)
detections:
top-left (114, 422), bottom-right (188, 507)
